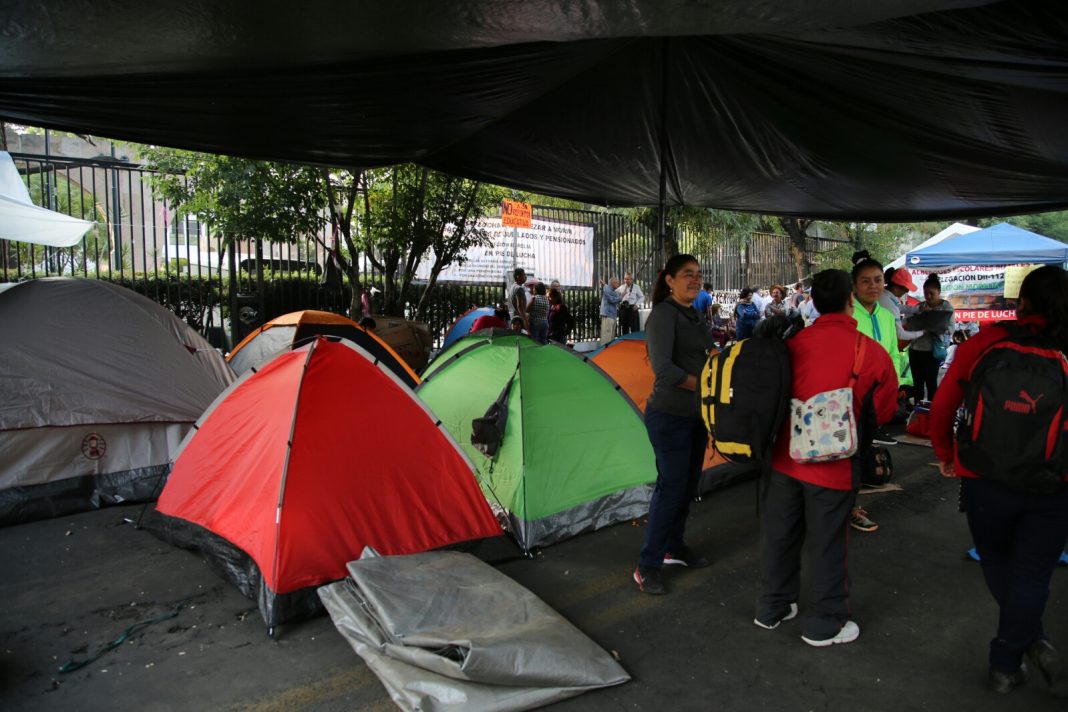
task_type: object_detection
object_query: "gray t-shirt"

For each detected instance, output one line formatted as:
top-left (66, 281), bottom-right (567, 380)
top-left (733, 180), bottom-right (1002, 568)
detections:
top-left (507, 282), bottom-right (526, 320)
top-left (645, 299), bottom-right (716, 417)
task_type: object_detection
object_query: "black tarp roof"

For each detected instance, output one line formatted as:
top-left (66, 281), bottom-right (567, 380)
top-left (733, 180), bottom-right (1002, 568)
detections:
top-left (1, 0), bottom-right (1066, 219)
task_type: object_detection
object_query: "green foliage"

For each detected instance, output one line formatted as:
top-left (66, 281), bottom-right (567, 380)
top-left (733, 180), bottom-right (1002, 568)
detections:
top-left (358, 164), bottom-right (496, 316)
top-left (814, 221), bottom-right (950, 271)
top-left (137, 147), bottom-right (328, 244)
top-left (609, 232), bottom-right (651, 266)
top-left (978, 211), bottom-right (1068, 243)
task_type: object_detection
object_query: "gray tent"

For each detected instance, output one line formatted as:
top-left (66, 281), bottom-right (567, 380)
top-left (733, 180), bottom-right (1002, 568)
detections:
top-left (319, 551), bottom-right (630, 711)
top-left (0, 278), bottom-right (235, 524)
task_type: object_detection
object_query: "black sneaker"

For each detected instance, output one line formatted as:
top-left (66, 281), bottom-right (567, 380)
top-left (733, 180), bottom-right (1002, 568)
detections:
top-left (663, 546), bottom-right (711, 568)
top-left (633, 566), bottom-right (666, 595)
top-left (872, 428), bottom-right (898, 446)
top-left (988, 662), bottom-right (1030, 694)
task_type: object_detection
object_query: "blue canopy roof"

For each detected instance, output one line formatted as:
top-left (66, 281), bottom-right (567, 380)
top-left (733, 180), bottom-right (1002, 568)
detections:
top-left (905, 223), bottom-right (1068, 268)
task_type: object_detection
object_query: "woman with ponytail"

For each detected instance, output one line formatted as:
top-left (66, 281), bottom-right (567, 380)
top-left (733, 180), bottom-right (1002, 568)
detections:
top-left (633, 254), bottom-right (716, 595)
top-left (930, 265), bottom-right (1068, 696)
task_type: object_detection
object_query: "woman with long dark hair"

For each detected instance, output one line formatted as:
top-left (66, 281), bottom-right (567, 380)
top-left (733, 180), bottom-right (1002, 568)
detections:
top-left (633, 254), bottom-right (716, 595)
top-left (930, 265), bottom-right (1068, 697)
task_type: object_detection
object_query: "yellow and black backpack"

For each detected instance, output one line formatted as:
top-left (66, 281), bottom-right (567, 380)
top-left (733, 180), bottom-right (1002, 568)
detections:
top-left (700, 337), bottom-right (791, 464)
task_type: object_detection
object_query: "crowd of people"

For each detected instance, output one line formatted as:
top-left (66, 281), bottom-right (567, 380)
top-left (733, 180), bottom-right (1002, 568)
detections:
top-left (466, 258), bottom-right (1068, 695)
top-left (630, 252), bottom-right (1068, 698)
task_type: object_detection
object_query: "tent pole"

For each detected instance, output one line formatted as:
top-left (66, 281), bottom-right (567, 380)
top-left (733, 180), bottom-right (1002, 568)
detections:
top-left (656, 37), bottom-right (671, 265)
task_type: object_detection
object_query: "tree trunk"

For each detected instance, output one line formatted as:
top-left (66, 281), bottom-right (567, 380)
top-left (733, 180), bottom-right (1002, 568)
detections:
top-left (779, 217), bottom-right (814, 280)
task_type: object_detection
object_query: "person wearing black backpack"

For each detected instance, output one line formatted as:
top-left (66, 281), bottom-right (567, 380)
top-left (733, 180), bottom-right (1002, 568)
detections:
top-left (632, 254), bottom-right (716, 595)
top-left (930, 265), bottom-right (1068, 697)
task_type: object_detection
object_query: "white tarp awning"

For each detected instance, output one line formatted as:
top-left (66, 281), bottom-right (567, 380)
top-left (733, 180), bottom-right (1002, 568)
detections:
top-left (0, 151), bottom-right (95, 247)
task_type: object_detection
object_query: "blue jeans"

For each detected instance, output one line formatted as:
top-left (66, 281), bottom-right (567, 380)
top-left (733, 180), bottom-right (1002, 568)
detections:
top-left (638, 407), bottom-right (709, 569)
top-left (962, 478), bottom-right (1068, 672)
top-left (530, 319), bottom-right (549, 344)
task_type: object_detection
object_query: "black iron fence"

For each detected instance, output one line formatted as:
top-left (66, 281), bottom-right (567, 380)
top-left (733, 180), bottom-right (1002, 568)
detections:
top-left (1, 153), bottom-right (842, 349)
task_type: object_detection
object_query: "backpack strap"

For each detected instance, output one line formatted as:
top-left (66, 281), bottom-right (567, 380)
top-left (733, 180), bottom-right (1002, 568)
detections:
top-left (848, 334), bottom-right (868, 389)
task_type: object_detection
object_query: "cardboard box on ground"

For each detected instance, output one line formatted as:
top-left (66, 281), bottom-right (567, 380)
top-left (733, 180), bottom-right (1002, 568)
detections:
top-left (370, 316), bottom-right (433, 371)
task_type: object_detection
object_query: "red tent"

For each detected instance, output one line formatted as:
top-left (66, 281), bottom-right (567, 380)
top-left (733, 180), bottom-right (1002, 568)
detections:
top-left (155, 336), bottom-right (501, 627)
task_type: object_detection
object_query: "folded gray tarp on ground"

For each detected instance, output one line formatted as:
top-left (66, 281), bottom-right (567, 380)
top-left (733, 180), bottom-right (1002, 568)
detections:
top-left (318, 551), bottom-right (629, 711)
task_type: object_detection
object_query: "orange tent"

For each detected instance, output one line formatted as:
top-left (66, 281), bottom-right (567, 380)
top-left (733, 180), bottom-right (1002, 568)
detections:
top-left (589, 337), bottom-right (731, 474)
top-left (227, 310), bottom-right (419, 387)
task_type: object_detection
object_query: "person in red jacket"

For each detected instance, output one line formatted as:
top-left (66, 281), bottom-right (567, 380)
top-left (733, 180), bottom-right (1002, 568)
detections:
top-left (930, 265), bottom-right (1068, 697)
top-left (756, 269), bottom-right (898, 647)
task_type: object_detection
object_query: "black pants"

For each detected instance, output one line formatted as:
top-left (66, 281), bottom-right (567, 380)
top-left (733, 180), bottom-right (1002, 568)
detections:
top-left (758, 471), bottom-right (855, 639)
top-left (909, 348), bottom-right (940, 402)
top-left (638, 408), bottom-right (708, 569)
top-left (962, 478), bottom-right (1068, 673)
top-left (618, 304), bottom-right (640, 334)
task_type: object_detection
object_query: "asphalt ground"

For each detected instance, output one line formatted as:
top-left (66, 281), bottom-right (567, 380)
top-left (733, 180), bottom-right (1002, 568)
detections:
top-left (2, 431), bottom-right (1066, 712)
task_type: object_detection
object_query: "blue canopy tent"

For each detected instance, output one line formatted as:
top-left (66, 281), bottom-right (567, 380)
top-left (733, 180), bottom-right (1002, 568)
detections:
top-left (905, 224), bottom-right (1068, 268)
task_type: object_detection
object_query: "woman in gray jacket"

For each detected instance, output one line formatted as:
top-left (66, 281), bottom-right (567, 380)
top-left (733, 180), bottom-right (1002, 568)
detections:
top-left (633, 254), bottom-right (716, 595)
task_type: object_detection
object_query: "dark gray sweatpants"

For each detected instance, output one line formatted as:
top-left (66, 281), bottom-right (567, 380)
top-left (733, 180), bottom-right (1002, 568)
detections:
top-left (757, 470), bottom-right (854, 640)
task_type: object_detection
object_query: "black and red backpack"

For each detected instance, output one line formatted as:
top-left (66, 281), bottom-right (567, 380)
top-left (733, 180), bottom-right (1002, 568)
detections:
top-left (956, 322), bottom-right (1068, 494)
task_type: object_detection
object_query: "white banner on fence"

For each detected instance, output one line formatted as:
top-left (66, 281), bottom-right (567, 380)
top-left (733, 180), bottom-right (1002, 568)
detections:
top-left (415, 216), bottom-right (594, 287)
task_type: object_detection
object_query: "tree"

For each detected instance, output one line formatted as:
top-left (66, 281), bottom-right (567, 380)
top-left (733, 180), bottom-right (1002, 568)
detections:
top-left (138, 147), bottom-right (364, 321)
top-left (979, 211), bottom-right (1068, 244)
top-left (139, 148), bottom-right (327, 247)
top-left (814, 220), bottom-right (950, 272)
top-left (777, 217), bottom-right (817, 281)
top-left (357, 164), bottom-right (494, 318)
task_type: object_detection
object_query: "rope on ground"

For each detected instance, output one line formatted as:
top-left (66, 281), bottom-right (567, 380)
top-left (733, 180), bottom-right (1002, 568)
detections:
top-left (57, 597), bottom-right (190, 674)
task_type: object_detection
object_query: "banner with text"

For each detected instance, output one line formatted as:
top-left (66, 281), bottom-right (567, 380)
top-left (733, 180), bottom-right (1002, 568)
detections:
top-left (906, 263), bottom-right (1038, 322)
top-left (415, 216), bottom-right (594, 287)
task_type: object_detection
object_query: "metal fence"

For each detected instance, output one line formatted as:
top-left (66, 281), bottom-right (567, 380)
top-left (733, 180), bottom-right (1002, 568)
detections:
top-left (1, 153), bottom-right (842, 349)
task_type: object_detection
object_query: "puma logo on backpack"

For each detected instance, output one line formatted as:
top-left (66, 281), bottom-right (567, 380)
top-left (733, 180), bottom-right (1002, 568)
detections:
top-left (956, 322), bottom-right (1068, 494)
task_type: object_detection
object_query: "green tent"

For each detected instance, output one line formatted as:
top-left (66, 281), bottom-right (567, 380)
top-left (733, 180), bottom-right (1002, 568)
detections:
top-left (418, 333), bottom-right (655, 551)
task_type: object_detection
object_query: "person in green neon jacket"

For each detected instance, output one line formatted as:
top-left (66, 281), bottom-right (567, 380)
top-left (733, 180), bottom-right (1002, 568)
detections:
top-left (851, 253), bottom-right (904, 390)
top-left (847, 251), bottom-right (902, 534)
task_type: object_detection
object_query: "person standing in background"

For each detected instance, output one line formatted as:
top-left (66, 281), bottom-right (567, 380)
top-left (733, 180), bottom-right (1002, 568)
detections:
top-left (617, 273), bottom-right (645, 335)
top-left (734, 288), bottom-right (761, 340)
top-left (909, 273), bottom-right (954, 403)
top-left (849, 251), bottom-right (901, 533)
top-left (507, 268), bottom-right (529, 330)
top-left (599, 277), bottom-right (622, 345)
top-left (763, 285), bottom-right (788, 319)
top-left (694, 282), bottom-right (714, 325)
top-left (528, 282), bottom-right (551, 344)
top-left (547, 288), bottom-right (575, 344)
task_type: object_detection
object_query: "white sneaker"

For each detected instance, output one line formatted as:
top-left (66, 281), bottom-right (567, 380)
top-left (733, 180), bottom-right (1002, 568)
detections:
top-left (801, 620), bottom-right (860, 647)
top-left (753, 602), bottom-right (798, 630)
